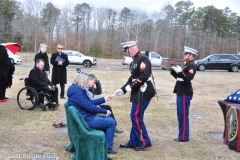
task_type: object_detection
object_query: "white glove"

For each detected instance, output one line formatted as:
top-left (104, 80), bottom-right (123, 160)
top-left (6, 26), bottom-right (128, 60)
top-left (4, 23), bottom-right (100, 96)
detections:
top-left (172, 65), bottom-right (182, 73)
top-left (115, 89), bottom-right (124, 96)
top-left (140, 82), bottom-right (147, 92)
top-left (125, 85), bottom-right (131, 92)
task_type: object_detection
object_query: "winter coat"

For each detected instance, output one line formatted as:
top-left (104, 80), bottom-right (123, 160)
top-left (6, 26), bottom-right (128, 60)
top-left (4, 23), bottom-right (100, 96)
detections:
top-left (34, 51), bottom-right (50, 73)
top-left (28, 66), bottom-right (53, 91)
top-left (6, 58), bottom-right (15, 88)
top-left (67, 84), bottom-right (107, 121)
top-left (0, 46), bottom-right (10, 84)
top-left (50, 52), bottom-right (69, 84)
top-left (88, 80), bottom-right (102, 98)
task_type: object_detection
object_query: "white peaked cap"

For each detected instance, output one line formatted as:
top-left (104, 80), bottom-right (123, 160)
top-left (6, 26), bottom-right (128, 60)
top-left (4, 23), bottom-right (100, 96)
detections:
top-left (120, 41), bottom-right (138, 51)
top-left (183, 46), bottom-right (198, 55)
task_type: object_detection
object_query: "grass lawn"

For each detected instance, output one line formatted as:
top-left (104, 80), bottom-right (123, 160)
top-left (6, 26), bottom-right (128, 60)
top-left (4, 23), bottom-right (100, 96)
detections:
top-left (0, 54), bottom-right (240, 159)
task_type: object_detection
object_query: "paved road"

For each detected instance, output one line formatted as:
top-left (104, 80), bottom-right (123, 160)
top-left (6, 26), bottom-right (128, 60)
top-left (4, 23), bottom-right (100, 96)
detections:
top-left (15, 58), bottom-right (237, 75)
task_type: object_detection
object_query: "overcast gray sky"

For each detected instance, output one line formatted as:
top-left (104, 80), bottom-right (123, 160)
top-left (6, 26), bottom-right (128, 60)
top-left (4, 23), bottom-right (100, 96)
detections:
top-left (47, 0), bottom-right (240, 15)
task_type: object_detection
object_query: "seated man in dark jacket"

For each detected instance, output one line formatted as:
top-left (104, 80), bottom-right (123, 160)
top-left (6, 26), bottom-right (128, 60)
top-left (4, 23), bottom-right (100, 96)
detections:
top-left (87, 74), bottom-right (123, 134)
top-left (29, 59), bottom-right (59, 109)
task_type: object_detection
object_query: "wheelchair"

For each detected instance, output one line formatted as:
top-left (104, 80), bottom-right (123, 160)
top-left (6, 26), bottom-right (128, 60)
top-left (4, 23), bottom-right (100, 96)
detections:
top-left (17, 78), bottom-right (54, 111)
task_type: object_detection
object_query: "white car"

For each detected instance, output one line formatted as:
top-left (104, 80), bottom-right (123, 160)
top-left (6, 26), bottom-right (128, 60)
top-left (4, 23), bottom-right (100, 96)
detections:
top-left (63, 50), bottom-right (97, 68)
top-left (9, 54), bottom-right (22, 64)
top-left (122, 51), bottom-right (162, 67)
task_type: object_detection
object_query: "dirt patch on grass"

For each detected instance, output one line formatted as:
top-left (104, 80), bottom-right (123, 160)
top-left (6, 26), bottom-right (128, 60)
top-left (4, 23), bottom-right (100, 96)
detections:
top-left (1, 58), bottom-right (240, 159)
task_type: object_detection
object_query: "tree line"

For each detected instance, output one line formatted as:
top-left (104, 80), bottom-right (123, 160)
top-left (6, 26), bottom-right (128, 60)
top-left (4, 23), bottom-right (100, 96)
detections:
top-left (0, 0), bottom-right (239, 59)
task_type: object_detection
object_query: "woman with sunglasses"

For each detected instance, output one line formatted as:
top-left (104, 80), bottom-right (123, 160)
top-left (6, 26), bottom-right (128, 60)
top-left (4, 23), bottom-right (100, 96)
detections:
top-left (50, 44), bottom-right (69, 99)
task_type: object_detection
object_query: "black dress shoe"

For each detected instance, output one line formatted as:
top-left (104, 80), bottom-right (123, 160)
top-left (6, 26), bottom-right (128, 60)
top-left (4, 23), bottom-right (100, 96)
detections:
top-left (173, 138), bottom-right (188, 142)
top-left (53, 103), bottom-right (60, 108)
top-left (119, 143), bottom-right (134, 148)
top-left (134, 144), bottom-right (152, 151)
top-left (108, 148), bottom-right (117, 154)
top-left (60, 97), bottom-right (66, 99)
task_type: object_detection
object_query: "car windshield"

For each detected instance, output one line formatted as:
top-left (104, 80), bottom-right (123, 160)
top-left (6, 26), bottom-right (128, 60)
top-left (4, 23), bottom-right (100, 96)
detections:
top-left (72, 52), bottom-right (82, 56)
top-left (64, 51), bottom-right (84, 57)
top-left (202, 55), bottom-right (218, 60)
top-left (151, 52), bottom-right (161, 59)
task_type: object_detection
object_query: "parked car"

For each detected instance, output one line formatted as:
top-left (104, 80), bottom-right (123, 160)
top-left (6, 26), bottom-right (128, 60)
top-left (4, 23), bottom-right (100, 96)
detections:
top-left (9, 54), bottom-right (22, 64)
top-left (194, 54), bottom-right (240, 72)
top-left (122, 51), bottom-right (162, 67)
top-left (63, 50), bottom-right (97, 68)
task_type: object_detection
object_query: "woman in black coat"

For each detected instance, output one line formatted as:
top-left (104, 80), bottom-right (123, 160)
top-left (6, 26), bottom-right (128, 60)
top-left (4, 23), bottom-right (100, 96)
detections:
top-left (50, 44), bottom-right (69, 99)
top-left (34, 43), bottom-right (50, 75)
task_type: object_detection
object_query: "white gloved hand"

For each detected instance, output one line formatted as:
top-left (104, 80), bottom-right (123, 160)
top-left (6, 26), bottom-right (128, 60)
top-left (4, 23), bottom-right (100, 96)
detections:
top-left (125, 85), bottom-right (131, 92)
top-left (115, 89), bottom-right (124, 96)
top-left (172, 65), bottom-right (182, 73)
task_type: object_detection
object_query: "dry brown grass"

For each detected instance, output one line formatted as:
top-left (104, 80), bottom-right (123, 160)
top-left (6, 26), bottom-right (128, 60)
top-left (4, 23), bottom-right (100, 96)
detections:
top-left (1, 54), bottom-right (240, 160)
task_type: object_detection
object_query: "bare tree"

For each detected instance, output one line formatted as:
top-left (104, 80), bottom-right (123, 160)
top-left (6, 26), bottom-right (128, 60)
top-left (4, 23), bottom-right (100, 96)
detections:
top-left (72, 3), bottom-right (92, 52)
top-left (13, 0), bottom-right (45, 51)
top-left (118, 7), bottom-right (134, 41)
top-left (130, 9), bottom-right (149, 40)
top-left (55, 3), bottom-right (75, 49)
top-left (41, 2), bottom-right (61, 50)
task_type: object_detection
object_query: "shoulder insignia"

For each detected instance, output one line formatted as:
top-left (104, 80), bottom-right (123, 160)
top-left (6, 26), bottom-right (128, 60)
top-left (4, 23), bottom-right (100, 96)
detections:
top-left (140, 62), bottom-right (146, 70)
top-left (189, 69), bottom-right (194, 74)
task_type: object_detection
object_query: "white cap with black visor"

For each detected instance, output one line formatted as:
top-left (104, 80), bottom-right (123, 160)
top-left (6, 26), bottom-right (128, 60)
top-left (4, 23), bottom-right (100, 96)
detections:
top-left (120, 41), bottom-right (138, 52)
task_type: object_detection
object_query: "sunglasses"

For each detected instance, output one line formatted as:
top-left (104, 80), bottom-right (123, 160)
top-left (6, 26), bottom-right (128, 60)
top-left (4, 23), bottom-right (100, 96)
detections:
top-left (58, 48), bottom-right (63, 49)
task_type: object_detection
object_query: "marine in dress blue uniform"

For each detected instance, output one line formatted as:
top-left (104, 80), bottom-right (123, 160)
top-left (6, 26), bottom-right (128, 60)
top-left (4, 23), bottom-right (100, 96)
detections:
top-left (170, 46), bottom-right (198, 142)
top-left (115, 41), bottom-right (155, 151)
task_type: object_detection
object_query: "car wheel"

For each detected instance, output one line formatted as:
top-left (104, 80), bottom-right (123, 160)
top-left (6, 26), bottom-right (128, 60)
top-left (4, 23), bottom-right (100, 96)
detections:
top-left (83, 60), bottom-right (91, 68)
top-left (231, 65), bottom-right (239, 72)
top-left (198, 64), bottom-right (206, 71)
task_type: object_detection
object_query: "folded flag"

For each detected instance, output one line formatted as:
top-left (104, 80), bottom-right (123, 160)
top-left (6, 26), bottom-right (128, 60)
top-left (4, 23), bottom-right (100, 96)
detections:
top-left (224, 89), bottom-right (240, 103)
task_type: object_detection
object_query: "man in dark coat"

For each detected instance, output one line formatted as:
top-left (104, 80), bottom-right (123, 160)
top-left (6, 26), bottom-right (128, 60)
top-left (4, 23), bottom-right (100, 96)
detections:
top-left (34, 43), bottom-right (50, 75)
top-left (115, 41), bottom-right (155, 151)
top-left (0, 45), bottom-right (10, 102)
top-left (50, 44), bottom-right (69, 99)
top-left (29, 59), bottom-right (59, 108)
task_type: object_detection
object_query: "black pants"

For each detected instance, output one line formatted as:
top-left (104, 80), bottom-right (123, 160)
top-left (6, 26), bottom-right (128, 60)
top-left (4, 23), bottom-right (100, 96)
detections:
top-left (0, 82), bottom-right (5, 100)
top-left (99, 104), bottom-right (117, 125)
top-left (2, 84), bottom-right (6, 98)
top-left (53, 83), bottom-right (65, 97)
top-left (37, 86), bottom-right (58, 104)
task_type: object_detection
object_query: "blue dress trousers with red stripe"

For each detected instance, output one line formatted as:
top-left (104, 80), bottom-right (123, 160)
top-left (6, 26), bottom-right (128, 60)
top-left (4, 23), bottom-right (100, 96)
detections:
top-left (128, 100), bottom-right (151, 147)
top-left (176, 95), bottom-right (192, 141)
top-left (171, 61), bottom-right (196, 141)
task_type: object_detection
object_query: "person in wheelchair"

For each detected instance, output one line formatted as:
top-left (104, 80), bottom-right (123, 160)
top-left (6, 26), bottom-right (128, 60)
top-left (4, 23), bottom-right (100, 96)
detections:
top-left (29, 59), bottom-right (59, 109)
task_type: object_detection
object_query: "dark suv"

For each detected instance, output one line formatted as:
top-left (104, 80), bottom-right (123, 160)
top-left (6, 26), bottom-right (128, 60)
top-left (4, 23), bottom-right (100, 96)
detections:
top-left (194, 54), bottom-right (240, 72)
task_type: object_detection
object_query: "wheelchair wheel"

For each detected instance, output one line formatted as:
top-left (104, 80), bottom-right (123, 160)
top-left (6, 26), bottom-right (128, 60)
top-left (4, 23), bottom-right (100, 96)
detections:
top-left (17, 87), bottom-right (39, 110)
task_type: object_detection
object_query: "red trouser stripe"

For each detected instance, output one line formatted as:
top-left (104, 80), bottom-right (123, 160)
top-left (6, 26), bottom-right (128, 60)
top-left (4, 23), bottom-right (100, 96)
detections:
top-left (135, 102), bottom-right (146, 146)
top-left (182, 95), bottom-right (186, 141)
